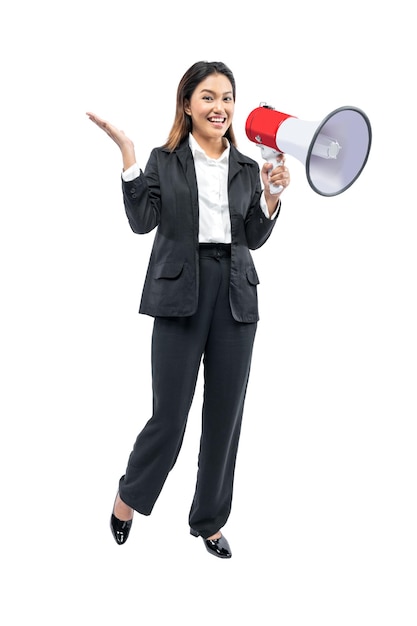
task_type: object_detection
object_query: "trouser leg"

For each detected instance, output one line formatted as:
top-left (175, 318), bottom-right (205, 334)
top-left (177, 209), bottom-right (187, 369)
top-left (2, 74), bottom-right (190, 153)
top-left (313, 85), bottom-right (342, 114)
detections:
top-left (119, 315), bottom-right (203, 515)
top-left (189, 253), bottom-right (257, 538)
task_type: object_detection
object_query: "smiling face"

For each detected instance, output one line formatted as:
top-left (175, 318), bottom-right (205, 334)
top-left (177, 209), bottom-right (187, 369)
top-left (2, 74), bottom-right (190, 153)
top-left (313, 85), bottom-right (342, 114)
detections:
top-left (184, 72), bottom-right (235, 154)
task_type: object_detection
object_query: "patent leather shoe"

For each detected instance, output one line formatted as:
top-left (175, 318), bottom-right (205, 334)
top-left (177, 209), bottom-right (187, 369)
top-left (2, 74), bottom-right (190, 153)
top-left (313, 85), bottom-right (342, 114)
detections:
top-left (190, 528), bottom-right (232, 559)
top-left (110, 513), bottom-right (133, 545)
top-left (110, 493), bottom-right (133, 545)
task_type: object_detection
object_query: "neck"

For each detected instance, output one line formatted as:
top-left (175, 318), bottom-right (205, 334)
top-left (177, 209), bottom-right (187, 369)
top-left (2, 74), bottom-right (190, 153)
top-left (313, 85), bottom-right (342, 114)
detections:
top-left (192, 134), bottom-right (227, 159)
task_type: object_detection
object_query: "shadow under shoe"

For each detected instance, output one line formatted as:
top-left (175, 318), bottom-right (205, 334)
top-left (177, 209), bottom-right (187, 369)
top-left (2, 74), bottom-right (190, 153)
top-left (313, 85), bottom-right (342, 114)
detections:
top-left (190, 528), bottom-right (232, 559)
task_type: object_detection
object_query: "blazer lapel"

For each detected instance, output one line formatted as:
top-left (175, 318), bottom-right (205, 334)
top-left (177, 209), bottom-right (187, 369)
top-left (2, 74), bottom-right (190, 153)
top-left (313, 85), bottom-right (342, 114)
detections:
top-left (228, 145), bottom-right (243, 184)
top-left (174, 141), bottom-right (199, 208)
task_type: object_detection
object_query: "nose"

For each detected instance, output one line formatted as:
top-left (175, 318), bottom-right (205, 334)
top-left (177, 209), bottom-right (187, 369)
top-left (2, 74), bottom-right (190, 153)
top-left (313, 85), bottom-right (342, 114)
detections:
top-left (213, 99), bottom-right (225, 113)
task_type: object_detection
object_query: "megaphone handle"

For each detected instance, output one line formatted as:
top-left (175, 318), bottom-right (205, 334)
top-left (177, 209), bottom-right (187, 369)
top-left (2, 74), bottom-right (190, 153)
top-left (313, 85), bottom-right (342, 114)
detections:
top-left (259, 145), bottom-right (284, 195)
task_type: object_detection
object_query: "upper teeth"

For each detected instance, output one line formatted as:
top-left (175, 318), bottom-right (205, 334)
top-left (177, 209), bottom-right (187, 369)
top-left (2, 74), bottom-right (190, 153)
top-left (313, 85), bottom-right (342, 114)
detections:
top-left (210, 117), bottom-right (224, 122)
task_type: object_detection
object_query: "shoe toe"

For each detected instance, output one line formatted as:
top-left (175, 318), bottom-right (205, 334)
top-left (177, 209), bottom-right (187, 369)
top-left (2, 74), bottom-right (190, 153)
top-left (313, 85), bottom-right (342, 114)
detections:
top-left (110, 514), bottom-right (132, 545)
top-left (204, 535), bottom-right (232, 559)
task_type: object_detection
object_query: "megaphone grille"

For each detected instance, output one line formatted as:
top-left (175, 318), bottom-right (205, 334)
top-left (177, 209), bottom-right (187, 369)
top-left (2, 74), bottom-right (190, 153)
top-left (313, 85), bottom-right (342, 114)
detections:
top-left (307, 107), bottom-right (372, 196)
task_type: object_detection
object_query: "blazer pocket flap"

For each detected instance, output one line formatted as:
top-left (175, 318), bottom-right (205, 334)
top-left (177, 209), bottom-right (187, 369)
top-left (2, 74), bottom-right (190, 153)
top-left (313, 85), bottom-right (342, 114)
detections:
top-left (246, 267), bottom-right (260, 286)
top-left (154, 261), bottom-right (184, 280)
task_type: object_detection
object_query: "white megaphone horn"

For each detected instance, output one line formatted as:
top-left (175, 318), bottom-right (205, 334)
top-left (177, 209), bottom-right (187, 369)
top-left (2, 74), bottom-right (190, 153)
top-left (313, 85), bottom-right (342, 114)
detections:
top-left (245, 104), bottom-right (372, 196)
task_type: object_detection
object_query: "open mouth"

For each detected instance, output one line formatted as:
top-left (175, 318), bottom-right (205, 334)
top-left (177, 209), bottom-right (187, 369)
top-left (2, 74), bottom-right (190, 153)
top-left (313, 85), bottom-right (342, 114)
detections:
top-left (208, 117), bottom-right (226, 124)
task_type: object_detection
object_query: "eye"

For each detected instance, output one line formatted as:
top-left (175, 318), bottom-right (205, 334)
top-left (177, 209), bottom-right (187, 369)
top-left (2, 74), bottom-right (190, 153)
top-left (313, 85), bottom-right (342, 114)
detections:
top-left (202, 95), bottom-right (213, 101)
top-left (224, 96), bottom-right (233, 102)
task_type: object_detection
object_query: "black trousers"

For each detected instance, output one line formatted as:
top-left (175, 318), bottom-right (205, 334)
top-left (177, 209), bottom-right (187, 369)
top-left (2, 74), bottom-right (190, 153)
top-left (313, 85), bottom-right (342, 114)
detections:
top-left (118, 244), bottom-right (257, 539)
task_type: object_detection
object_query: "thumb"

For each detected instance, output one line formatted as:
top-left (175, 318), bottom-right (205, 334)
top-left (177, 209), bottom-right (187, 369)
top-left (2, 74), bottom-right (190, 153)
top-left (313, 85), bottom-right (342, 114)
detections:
top-left (262, 162), bottom-right (273, 174)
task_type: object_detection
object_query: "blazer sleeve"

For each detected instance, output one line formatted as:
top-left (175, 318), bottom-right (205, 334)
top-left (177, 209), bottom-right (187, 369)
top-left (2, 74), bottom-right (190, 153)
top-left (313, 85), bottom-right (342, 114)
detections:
top-left (243, 165), bottom-right (280, 250)
top-left (121, 149), bottom-right (161, 234)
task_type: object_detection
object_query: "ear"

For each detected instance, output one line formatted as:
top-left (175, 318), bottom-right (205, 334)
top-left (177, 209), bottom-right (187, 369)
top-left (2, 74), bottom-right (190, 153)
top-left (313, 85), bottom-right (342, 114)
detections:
top-left (184, 99), bottom-right (191, 116)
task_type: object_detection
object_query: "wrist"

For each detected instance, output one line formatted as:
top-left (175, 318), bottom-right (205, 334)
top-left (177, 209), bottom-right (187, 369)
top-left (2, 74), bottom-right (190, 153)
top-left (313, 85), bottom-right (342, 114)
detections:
top-left (121, 143), bottom-right (136, 171)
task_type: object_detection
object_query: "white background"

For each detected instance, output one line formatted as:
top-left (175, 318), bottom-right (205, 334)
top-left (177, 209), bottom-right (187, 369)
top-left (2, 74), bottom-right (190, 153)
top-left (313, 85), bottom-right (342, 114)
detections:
top-left (1, 1), bottom-right (416, 624)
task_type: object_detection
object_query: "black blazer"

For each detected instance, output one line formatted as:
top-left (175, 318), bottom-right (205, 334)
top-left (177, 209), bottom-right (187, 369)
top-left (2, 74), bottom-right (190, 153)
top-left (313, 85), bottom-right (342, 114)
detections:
top-left (122, 139), bottom-right (280, 323)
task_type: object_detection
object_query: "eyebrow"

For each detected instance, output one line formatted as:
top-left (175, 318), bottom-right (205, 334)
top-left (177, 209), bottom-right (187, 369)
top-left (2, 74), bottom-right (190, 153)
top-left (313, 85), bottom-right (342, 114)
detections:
top-left (200, 89), bottom-right (233, 96)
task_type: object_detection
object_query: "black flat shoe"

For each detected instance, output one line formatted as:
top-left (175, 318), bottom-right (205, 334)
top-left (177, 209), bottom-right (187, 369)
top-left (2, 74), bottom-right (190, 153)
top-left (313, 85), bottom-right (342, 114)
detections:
top-left (190, 528), bottom-right (232, 559)
top-left (110, 513), bottom-right (133, 545)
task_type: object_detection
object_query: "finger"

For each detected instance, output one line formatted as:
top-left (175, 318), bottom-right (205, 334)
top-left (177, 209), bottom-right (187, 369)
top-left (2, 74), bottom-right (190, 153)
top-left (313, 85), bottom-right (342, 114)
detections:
top-left (272, 162), bottom-right (288, 173)
top-left (86, 112), bottom-right (109, 131)
top-left (86, 112), bottom-right (102, 124)
top-left (271, 171), bottom-right (290, 187)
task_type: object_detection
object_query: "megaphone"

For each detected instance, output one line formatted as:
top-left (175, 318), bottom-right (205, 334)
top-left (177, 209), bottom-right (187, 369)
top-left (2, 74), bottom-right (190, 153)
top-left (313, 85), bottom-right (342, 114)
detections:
top-left (245, 104), bottom-right (372, 196)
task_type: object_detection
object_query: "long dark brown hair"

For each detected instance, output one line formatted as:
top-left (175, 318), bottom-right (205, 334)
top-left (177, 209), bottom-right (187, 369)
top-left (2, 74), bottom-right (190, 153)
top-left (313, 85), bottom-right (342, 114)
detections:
top-left (164, 61), bottom-right (237, 151)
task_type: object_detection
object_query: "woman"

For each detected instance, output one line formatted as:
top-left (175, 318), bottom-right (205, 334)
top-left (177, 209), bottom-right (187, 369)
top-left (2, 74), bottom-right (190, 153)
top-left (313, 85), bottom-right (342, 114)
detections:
top-left (87, 60), bottom-right (290, 559)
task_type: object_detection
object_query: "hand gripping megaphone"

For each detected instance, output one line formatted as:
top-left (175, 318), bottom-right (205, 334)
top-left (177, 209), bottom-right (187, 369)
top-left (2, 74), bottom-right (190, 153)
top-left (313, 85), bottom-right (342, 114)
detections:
top-left (245, 104), bottom-right (372, 196)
